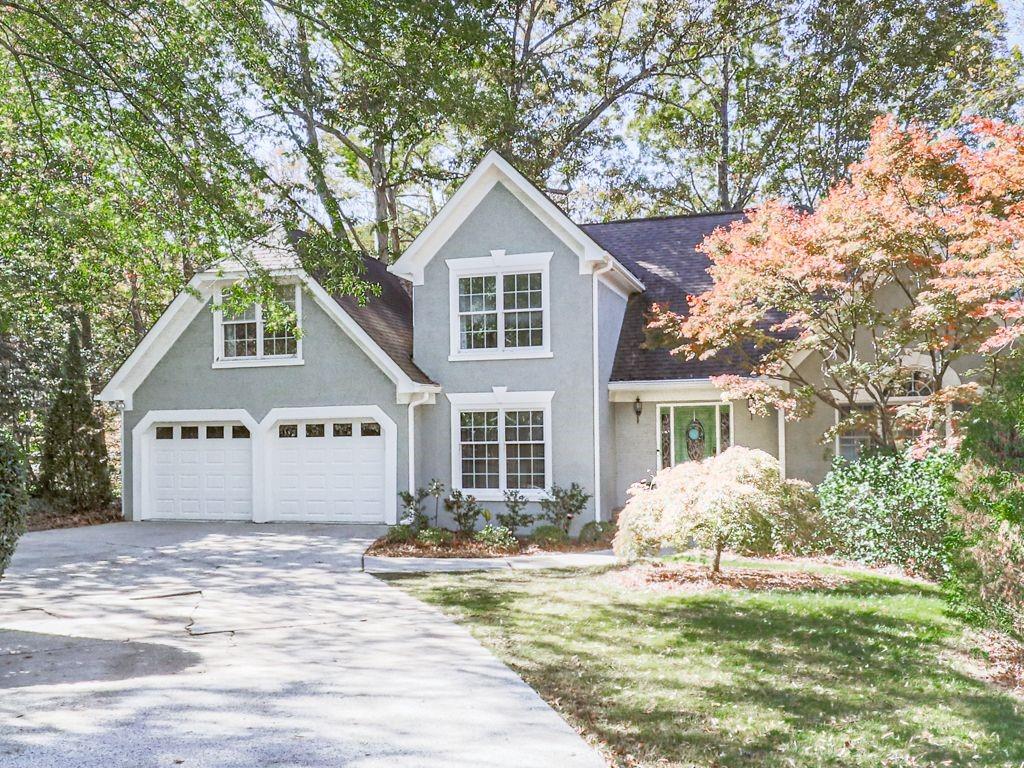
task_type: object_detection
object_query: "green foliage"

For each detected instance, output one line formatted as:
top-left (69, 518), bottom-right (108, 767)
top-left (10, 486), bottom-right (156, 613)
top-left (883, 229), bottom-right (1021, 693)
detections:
top-left (944, 367), bottom-right (1024, 636)
top-left (473, 525), bottom-right (519, 551)
top-left (539, 483), bottom-right (591, 534)
top-left (529, 524), bottom-right (569, 547)
top-left (417, 527), bottom-right (454, 547)
top-left (398, 487), bottom-right (430, 532)
top-left (818, 451), bottom-right (958, 579)
top-left (496, 489), bottom-right (534, 535)
top-left (385, 524), bottom-right (417, 544)
top-left (578, 520), bottom-right (616, 546)
top-left (39, 325), bottom-right (111, 513)
top-left (0, 430), bottom-right (28, 578)
top-left (444, 489), bottom-right (490, 535)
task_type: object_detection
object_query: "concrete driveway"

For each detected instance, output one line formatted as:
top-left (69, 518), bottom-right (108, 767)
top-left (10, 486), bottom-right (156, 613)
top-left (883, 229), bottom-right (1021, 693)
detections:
top-left (0, 523), bottom-right (604, 768)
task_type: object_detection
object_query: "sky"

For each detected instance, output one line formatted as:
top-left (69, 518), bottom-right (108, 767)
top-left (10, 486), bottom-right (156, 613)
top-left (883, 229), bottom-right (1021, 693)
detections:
top-left (1003, 0), bottom-right (1024, 50)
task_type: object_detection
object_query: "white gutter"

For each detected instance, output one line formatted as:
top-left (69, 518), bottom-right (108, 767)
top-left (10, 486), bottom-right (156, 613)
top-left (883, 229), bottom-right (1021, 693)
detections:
top-left (407, 391), bottom-right (432, 495)
top-left (592, 258), bottom-right (616, 522)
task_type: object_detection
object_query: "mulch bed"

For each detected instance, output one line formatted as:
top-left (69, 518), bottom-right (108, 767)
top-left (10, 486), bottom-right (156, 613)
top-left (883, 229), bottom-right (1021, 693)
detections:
top-left (365, 536), bottom-right (612, 559)
top-left (25, 500), bottom-right (122, 532)
top-left (613, 561), bottom-right (853, 594)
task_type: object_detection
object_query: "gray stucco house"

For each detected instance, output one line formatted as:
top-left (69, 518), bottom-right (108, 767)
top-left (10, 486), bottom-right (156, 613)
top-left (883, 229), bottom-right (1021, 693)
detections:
top-left (99, 151), bottom-right (956, 528)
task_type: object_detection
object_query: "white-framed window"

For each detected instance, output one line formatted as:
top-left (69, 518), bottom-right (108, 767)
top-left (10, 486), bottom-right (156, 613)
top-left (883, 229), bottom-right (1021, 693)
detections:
top-left (447, 251), bottom-right (552, 361)
top-left (213, 282), bottom-right (303, 368)
top-left (448, 390), bottom-right (553, 501)
top-left (656, 402), bottom-right (732, 469)
top-left (835, 405), bottom-right (874, 461)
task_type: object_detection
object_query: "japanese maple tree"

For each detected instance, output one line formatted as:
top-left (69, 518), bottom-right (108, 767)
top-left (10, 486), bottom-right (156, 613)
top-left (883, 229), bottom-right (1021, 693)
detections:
top-left (649, 116), bottom-right (1024, 451)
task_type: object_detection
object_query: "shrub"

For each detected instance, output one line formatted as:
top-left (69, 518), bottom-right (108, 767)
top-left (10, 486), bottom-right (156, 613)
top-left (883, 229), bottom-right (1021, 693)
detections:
top-left (613, 447), bottom-right (821, 571)
top-left (0, 430), bottom-right (28, 578)
top-left (944, 367), bottom-right (1024, 636)
top-left (474, 525), bottom-right (519, 551)
top-left (496, 489), bottom-right (534, 535)
top-left (945, 462), bottom-right (1024, 636)
top-left (398, 488), bottom-right (429, 531)
top-left (539, 483), bottom-right (591, 534)
top-left (39, 324), bottom-right (111, 512)
top-left (530, 524), bottom-right (569, 547)
top-left (818, 450), bottom-right (957, 579)
top-left (578, 520), bottom-right (616, 546)
top-left (417, 527), bottom-right (454, 547)
top-left (444, 489), bottom-right (490, 535)
top-left (384, 524), bottom-right (417, 544)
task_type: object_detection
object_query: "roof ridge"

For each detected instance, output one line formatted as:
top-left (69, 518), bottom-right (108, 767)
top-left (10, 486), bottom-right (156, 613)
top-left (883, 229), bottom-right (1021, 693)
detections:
top-left (579, 209), bottom-right (746, 227)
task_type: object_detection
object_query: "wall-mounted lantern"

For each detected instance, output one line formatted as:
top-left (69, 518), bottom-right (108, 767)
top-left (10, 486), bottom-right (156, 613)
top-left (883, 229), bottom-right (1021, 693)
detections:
top-left (633, 396), bottom-right (643, 424)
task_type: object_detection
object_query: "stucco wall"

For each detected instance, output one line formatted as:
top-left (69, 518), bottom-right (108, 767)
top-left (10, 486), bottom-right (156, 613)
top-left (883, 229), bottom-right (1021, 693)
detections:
top-left (611, 398), bottom-right (783, 511)
top-left (412, 181), bottom-right (599, 529)
top-left (597, 282), bottom-right (628, 519)
top-left (123, 292), bottom-right (409, 519)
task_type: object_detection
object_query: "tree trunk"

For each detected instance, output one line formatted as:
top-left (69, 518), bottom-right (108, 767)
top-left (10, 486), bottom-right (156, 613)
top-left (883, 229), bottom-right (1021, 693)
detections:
top-left (371, 140), bottom-right (391, 261)
top-left (127, 272), bottom-right (147, 343)
top-left (712, 541), bottom-right (724, 574)
top-left (717, 49), bottom-right (731, 211)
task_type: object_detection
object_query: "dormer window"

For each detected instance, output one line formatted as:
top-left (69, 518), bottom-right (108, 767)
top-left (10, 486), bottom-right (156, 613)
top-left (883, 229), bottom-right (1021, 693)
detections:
top-left (447, 251), bottom-right (552, 360)
top-left (213, 283), bottom-right (303, 368)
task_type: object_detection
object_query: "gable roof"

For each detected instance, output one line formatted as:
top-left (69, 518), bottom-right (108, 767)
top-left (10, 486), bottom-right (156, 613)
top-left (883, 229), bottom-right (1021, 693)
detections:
top-left (98, 249), bottom-right (438, 409)
top-left (581, 212), bottom-right (757, 382)
top-left (388, 150), bottom-right (643, 294)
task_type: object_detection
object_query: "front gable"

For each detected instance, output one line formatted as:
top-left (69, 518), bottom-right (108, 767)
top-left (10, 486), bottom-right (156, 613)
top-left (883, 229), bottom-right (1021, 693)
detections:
top-left (388, 150), bottom-right (642, 293)
top-left (98, 268), bottom-right (438, 409)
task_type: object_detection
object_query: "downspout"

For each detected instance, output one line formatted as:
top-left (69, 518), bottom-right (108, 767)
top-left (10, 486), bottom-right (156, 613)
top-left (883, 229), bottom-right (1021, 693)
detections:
top-left (592, 257), bottom-right (615, 522)
top-left (407, 392), bottom-right (431, 497)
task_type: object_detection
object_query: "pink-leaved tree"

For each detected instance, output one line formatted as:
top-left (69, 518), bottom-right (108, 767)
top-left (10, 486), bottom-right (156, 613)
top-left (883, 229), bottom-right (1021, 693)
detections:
top-left (648, 116), bottom-right (1024, 452)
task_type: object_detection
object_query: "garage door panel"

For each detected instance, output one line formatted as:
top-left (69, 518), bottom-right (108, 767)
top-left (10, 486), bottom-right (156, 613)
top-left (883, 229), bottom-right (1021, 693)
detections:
top-left (269, 418), bottom-right (386, 523)
top-left (145, 422), bottom-right (252, 521)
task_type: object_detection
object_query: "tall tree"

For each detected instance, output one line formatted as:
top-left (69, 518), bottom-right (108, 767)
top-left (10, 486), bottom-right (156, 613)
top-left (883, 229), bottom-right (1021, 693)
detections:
top-left (39, 324), bottom-right (112, 512)
top-left (620, 0), bottom-right (1021, 215)
top-left (648, 117), bottom-right (1024, 452)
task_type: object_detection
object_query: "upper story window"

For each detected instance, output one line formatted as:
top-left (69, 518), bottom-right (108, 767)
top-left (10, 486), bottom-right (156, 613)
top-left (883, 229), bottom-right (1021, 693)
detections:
top-left (213, 283), bottom-right (303, 369)
top-left (447, 251), bottom-right (552, 361)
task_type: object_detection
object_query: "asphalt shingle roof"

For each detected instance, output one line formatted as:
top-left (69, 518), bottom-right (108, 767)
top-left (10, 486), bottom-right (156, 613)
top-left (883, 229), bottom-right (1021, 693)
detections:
top-left (324, 255), bottom-right (436, 385)
top-left (581, 212), bottom-right (756, 382)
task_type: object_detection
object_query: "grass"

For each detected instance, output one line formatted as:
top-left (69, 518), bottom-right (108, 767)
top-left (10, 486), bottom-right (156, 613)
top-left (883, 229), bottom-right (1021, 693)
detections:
top-left (384, 556), bottom-right (1024, 768)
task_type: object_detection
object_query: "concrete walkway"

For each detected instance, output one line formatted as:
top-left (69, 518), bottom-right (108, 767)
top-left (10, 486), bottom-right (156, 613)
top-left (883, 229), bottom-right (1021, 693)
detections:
top-left (363, 549), bottom-right (617, 574)
top-left (0, 522), bottom-right (605, 768)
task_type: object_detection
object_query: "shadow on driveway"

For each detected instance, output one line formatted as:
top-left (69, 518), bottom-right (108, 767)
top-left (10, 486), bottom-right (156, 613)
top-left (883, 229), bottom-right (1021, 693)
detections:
top-left (1, 629), bottom-right (201, 688)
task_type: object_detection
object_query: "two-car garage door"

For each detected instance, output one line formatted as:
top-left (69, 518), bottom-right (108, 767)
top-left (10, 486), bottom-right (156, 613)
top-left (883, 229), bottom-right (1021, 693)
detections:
top-left (144, 415), bottom-right (386, 523)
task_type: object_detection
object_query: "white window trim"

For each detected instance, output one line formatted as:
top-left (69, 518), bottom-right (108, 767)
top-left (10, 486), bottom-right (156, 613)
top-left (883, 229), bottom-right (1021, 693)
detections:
top-left (447, 250), bottom-right (552, 361)
top-left (212, 282), bottom-right (304, 369)
top-left (447, 389), bottom-right (554, 501)
top-left (655, 401), bottom-right (732, 469)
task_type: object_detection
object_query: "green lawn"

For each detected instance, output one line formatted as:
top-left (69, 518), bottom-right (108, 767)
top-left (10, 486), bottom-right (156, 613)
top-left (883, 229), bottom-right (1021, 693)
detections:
top-left (384, 558), bottom-right (1024, 768)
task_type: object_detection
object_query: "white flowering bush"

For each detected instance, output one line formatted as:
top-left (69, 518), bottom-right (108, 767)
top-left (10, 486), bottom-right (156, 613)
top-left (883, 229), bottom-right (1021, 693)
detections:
top-left (613, 447), bottom-right (821, 571)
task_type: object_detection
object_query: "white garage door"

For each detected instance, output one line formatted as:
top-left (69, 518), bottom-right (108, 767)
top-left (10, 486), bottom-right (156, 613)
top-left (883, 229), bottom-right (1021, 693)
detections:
top-left (148, 422), bottom-right (253, 520)
top-left (269, 418), bottom-right (386, 523)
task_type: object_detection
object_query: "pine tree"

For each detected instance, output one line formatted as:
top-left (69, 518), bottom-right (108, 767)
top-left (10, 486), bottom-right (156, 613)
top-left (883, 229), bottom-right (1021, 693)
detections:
top-left (39, 323), bottom-right (111, 512)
